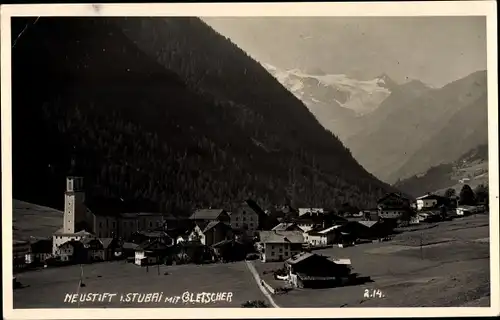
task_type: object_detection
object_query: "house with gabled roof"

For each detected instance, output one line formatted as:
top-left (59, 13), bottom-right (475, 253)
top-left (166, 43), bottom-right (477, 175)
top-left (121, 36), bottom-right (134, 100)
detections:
top-left (134, 239), bottom-right (171, 266)
top-left (304, 225), bottom-right (342, 246)
top-left (188, 220), bottom-right (233, 247)
top-left (416, 193), bottom-right (447, 211)
top-left (258, 230), bottom-right (304, 262)
top-left (285, 252), bottom-right (352, 288)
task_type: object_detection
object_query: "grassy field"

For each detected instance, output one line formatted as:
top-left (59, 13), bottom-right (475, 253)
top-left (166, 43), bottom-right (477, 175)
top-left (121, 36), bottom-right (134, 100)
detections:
top-left (254, 214), bottom-right (490, 308)
top-left (13, 260), bottom-right (268, 308)
top-left (12, 200), bottom-right (63, 241)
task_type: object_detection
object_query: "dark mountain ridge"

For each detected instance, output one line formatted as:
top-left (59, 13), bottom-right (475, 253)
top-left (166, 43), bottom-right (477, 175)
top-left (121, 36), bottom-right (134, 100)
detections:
top-left (394, 144), bottom-right (488, 197)
top-left (12, 17), bottom-right (393, 215)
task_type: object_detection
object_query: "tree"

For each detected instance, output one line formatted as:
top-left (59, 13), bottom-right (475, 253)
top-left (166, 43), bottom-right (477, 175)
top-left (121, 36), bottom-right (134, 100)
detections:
top-left (474, 184), bottom-right (489, 205)
top-left (444, 188), bottom-right (456, 199)
top-left (459, 184), bottom-right (476, 206)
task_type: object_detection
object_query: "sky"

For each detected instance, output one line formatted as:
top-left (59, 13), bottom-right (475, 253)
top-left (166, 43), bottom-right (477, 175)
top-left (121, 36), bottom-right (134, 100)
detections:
top-left (202, 16), bottom-right (487, 88)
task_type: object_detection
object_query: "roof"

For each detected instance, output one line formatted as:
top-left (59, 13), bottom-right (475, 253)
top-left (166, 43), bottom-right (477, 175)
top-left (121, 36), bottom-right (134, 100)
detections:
top-left (330, 258), bottom-right (351, 265)
top-left (81, 237), bottom-right (101, 245)
top-left (272, 222), bottom-right (303, 232)
top-left (286, 252), bottom-right (315, 265)
top-left (58, 240), bottom-right (84, 249)
top-left (138, 230), bottom-right (172, 238)
top-left (317, 225), bottom-right (342, 234)
top-left (122, 242), bottom-right (139, 250)
top-left (243, 199), bottom-right (267, 216)
top-left (377, 192), bottom-right (410, 204)
top-left (259, 231), bottom-right (304, 244)
top-left (296, 273), bottom-right (338, 281)
top-left (357, 221), bottom-right (378, 228)
top-left (416, 194), bottom-right (445, 200)
top-left (202, 221), bottom-right (231, 233)
top-left (212, 239), bottom-right (243, 248)
top-left (189, 209), bottom-right (226, 220)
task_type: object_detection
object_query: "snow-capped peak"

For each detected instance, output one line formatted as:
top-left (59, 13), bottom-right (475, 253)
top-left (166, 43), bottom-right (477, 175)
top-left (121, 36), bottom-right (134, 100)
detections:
top-left (262, 63), bottom-right (393, 116)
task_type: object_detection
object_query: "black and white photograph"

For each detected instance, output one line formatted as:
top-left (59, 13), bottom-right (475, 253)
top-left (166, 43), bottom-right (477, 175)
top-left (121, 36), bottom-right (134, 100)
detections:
top-left (2, 2), bottom-right (498, 318)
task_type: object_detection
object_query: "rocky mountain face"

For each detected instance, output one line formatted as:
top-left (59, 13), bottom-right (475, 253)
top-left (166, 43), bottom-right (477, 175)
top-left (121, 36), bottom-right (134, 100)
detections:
top-left (265, 64), bottom-right (488, 184)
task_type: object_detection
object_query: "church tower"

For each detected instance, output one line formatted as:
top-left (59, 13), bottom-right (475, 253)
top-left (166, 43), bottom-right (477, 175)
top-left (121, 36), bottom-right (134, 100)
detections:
top-left (63, 176), bottom-right (86, 233)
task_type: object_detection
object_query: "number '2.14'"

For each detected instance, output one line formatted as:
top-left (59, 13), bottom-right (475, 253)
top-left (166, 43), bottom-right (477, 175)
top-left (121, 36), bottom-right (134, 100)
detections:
top-left (364, 289), bottom-right (385, 298)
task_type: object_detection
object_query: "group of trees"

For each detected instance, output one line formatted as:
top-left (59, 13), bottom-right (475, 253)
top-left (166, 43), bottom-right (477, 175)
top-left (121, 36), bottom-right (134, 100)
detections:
top-left (12, 17), bottom-right (393, 216)
top-left (444, 184), bottom-right (489, 206)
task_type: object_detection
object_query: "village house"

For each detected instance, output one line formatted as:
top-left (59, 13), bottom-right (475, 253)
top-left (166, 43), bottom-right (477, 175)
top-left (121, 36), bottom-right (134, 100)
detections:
top-left (377, 193), bottom-right (413, 221)
top-left (53, 230), bottom-right (97, 256)
top-left (57, 240), bottom-right (86, 262)
top-left (285, 252), bottom-right (352, 288)
top-left (13, 240), bottom-right (31, 269)
top-left (456, 205), bottom-right (479, 216)
top-left (212, 239), bottom-right (247, 262)
top-left (82, 238), bottom-right (106, 261)
top-left (416, 193), bottom-right (447, 211)
top-left (188, 220), bottom-right (233, 247)
top-left (25, 238), bottom-right (53, 265)
top-left (81, 237), bottom-right (122, 261)
top-left (258, 230), bottom-right (304, 262)
top-left (230, 200), bottom-right (262, 235)
top-left (134, 239), bottom-right (171, 266)
top-left (304, 225), bottom-right (341, 246)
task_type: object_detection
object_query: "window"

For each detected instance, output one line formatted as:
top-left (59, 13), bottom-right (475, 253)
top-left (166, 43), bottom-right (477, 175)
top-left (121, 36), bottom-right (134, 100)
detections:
top-left (279, 248), bottom-right (283, 253)
top-left (99, 222), bottom-right (102, 228)
top-left (270, 245), bottom-right (274, 249)
top-left (271, 252), bottom-right (275, 256)
top-left (149, 222), bottom-right (153, 227)
top-left (235, 217), bottom-right (239, 221)
top-left (112, 221), bottom-right (116, 228)
top-left (243, 217), bottom-right (246, 221)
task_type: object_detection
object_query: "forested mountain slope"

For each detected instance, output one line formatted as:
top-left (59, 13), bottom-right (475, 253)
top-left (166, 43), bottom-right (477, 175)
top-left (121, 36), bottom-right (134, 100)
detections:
top-left (12, 17), bottom-right (392, 215)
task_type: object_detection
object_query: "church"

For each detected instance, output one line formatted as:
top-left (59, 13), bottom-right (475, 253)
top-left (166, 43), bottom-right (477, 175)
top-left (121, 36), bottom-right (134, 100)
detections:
top-left (52, 176), bottom-right (166, 258)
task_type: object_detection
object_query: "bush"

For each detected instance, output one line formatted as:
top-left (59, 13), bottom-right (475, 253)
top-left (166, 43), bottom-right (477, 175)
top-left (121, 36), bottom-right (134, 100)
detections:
top-left (241, 300), bottom-right (270, 308)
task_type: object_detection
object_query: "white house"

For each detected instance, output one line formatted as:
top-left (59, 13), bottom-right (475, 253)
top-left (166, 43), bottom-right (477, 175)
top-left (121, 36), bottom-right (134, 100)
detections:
top-left (304, 225), bottom-right (341, 246)
top-left (416, 194), bottom-right (446, 211)
top-left (258, 231), bottom-right (304, 262)
top-left (456, 206), bottom-right (478, 216)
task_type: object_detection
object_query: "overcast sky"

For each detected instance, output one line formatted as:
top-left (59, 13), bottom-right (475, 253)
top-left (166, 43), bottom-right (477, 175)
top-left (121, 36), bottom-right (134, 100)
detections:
top-left (202, 16), bottom-right (487, 88)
